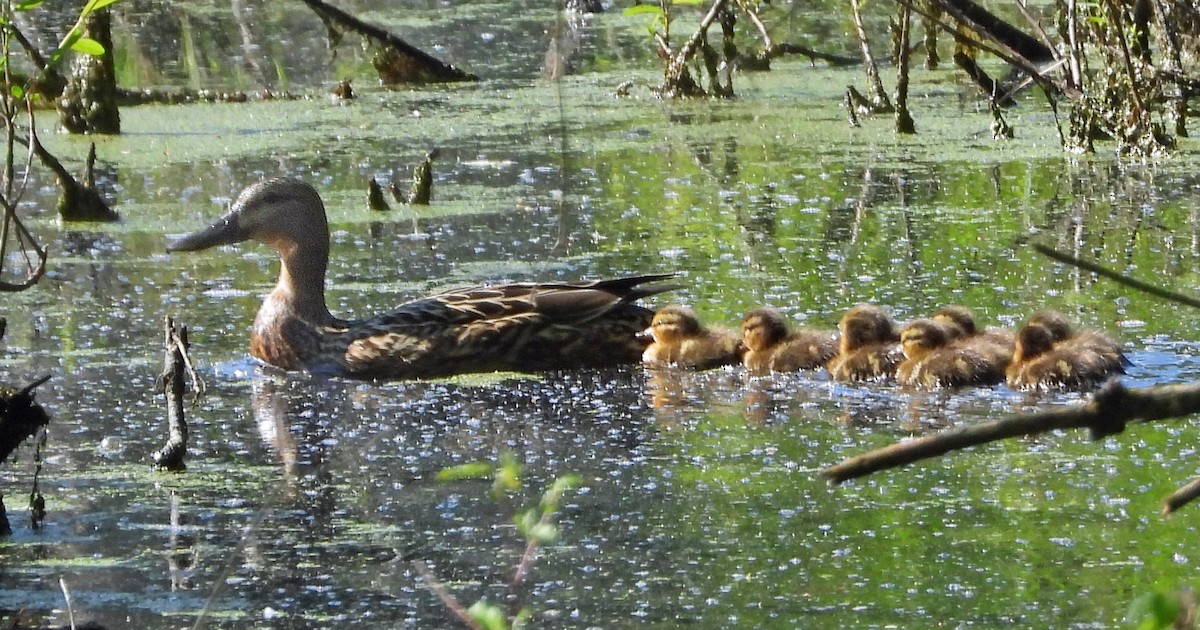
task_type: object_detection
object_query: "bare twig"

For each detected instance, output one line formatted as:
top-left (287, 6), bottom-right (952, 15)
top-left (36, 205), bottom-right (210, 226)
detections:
top-left (1163, 477), bottom-right (1200, 515)
top-left (1033, 243), bottom-right (1200, 309)
top-left (823, 380), bottom-right (1200, 489)
top-left (412, 560), bottom-right (486, 630)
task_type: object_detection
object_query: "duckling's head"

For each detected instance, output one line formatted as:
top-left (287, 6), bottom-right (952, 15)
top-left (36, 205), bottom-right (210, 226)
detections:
top-left (900, 319), bottom-right (953, 360)
top-left (1015, 323), bottom-right (1057, 361)
top-left (1027, 311), bottom-right (1073, 341)
top-left (740, 307), bottom-right (789, 352)
top-left (933, 306), bottom-right (978, 337)
top-left (647, 305), bottom-right (702, 344)
top-left (168, 178), bottom-right (329, 256)
top-left (839, 304), bottom-right (897, 352)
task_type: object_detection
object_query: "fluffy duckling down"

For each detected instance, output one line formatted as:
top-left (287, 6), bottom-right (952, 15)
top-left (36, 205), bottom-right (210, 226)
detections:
top-left (826, 304), bottom-right (904, 382)
top-left (740, 307), bottom-right (837, 375)
top-left (642, 305), bottom-right (743, 370)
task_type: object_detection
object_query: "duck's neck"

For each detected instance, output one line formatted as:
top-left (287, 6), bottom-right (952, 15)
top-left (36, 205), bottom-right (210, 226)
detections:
top-left (262, 238), bottom-right (335, 326)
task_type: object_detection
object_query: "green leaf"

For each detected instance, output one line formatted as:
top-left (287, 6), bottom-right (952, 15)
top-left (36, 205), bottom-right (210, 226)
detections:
top-left (70, 37), bottom-right (106, 56)
top-left (435, 461), bottom-right (494, 481)
top-left (492, 452), bottom-right (522, 497)
top-left (540, 474), bottom-right (581, 512)
top-left (623, 4), bottom-right (664, 16)
top-left (15, 0), bottom-right (44, 10)
top-left (9, 85), bottom-right (24, 100)
top-left (466, 601), bottom-right (508, 630)
top-left (82, 0), bottom-right (121, 13)
top-left (514, 508), bottom-right (539, 537)
top-left (528, 522), bottom-right (558, 544)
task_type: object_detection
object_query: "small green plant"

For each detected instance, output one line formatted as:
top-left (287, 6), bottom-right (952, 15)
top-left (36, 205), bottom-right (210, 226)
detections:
top-left (1127, 585), bottom-right (1196, 630)
top-left (424, 453), bottom-right (581, 630)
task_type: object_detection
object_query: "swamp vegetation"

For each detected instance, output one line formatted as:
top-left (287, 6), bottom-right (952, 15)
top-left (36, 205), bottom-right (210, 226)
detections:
top-left (1, 0), bottom-right (1200, 627)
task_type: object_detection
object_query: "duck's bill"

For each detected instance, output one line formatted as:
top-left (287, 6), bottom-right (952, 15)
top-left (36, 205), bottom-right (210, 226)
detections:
top-left (167, 213), bottom-right (247, 252)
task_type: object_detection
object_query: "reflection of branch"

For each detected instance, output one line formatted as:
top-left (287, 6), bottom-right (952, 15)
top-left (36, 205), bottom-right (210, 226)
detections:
top-left (1033, 243), bottom-right (1200, 308)
top-left (823, 380), bottom-right (1200, 512)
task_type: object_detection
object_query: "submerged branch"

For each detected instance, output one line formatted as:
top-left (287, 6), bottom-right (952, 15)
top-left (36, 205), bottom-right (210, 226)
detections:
top-left (823, 380), bottom-right (1200, 495)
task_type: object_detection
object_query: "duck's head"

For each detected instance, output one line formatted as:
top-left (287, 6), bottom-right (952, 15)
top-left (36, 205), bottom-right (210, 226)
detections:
top-left (838, 304), bottom-right (897, 351)
top-left (1014, 322), bottom-right (1056, 361)
top-left (645, 305), bottom-right (702, 344)
top-left (167, 178), bottom-right (329, 257)
top-left (1027, 311), bottom-right (1073, 341)
top-left (932, 305), bottom-right (977, 337)
top-left (900, 318), bottom-right (953, 360)
top-left (740, 307), bottom-right (789, 352)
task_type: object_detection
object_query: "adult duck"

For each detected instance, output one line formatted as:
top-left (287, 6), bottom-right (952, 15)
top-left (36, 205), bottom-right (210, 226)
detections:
top-left (168, 178), bottom-right (678, 380)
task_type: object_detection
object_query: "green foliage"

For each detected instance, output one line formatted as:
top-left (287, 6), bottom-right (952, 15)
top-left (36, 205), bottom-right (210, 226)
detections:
top-left (467, 601), bottom-right (510, 630)
top-left (434, 461), bottom-right (494, 481)
top-left (435, 456), bottom-right (579, 628)
top-left (1127, 587), bottom-right (1193, 630)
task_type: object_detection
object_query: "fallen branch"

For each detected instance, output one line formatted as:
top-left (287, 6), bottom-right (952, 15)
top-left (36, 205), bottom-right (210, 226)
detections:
top-left (823, 380), bottom-right (1200, 498)
top-left (298, 0), bottom-right (477, 84)
top-left (1034, 243), bottom-right (1200, 309)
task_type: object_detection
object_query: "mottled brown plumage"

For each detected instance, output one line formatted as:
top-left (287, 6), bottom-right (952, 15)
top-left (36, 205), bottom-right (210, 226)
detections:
top-left (931, 305), bottom-right (1014, 372)
top-left (897, 318), bottom-right (1004, 388)
top-left (642, 305), bottom-right (743, 370)
top-left (1006, 314), bottom-right (1126, 391)
top-left (740, 307), bottom-right (836, 375)
top-left (169, 178), bottom-right (677, 380)
top-left (826, 304), bottom-right (903, 382)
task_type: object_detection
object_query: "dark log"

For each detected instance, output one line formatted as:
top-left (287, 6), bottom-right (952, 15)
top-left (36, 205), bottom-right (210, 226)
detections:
top-left (298, 0), bottom-right (477, 84)
top-left (153, 318), bottom-right (196, 471)
top-left (406, 149), bottom-right (439, 206)
top-left (57, 8), bottom-right (120, 134)
top-left (952, 51), bottom-right (1016, 107)
top-left (30, 130), bottom-right (117, 222)
top-left (368, 177), bottom-right (389, 211)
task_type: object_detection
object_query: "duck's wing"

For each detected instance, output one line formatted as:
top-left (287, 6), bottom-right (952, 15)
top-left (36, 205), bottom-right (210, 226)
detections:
top-left (339, 274), bottom-right (679, 378)
top-left (428, 273), bottom-right (681, 325)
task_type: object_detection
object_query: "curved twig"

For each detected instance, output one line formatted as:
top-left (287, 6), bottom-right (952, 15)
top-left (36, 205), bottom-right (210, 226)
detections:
top-left (1034, 243), bottom-right (1200, 309)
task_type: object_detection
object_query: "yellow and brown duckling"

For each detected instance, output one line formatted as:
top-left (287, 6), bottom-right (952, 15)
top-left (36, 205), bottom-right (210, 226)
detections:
top-left (642, 305), bottom-right (744, 370)
top-left (168, 178), bottom-right (679, 380)
top-left (826, 304), bottom-right (904, 382)
top-left (930, 305), bottom-right (1014, 371)
top-left (896, 318), bottom-right (1005, 388)
top-left (1006, 312), bottom-right (1127, 391)
top-left (740, 307), bottom-right (837, 375)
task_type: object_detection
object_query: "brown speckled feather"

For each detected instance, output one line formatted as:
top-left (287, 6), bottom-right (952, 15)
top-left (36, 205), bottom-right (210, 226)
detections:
top-left (169, 178), bottom-right (677, 380)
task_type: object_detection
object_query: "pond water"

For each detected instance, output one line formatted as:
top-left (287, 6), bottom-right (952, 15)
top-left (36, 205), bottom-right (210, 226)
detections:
top-left (3, 0), bottom-right (1200, 627)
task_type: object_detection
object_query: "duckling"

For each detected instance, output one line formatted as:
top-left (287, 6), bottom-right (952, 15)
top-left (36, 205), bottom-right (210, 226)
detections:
top-left (896, 318), bottom-right (1004, 388)
top-left (931, 305), bottom-right (1014, 370)
top-left (1026, 310), bottom-right (1128, 366)
top-left (740, 307), bottom-right (837, 375)
top-left (1006, 319), bottom-right (1125, 391)
top-left (826, 304), bottom-right (904, 382)
top-left (642, 305), bottom-right (743, 370)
